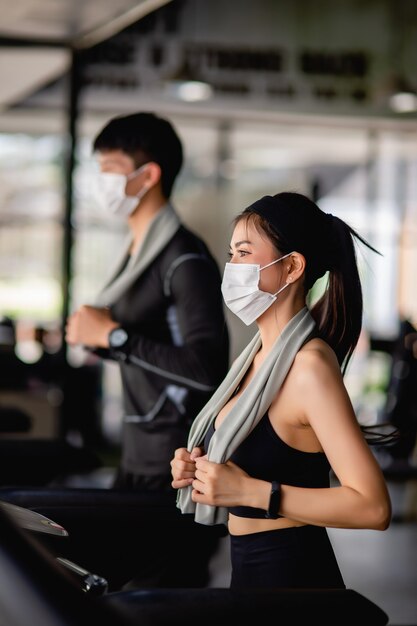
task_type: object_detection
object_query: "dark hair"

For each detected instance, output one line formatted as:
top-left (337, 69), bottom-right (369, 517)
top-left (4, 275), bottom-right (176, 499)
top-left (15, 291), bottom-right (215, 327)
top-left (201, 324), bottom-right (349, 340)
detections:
top-left (235, 192), bottom-right (380, 375)
top-left (93, 112), bottom-right (183, 198)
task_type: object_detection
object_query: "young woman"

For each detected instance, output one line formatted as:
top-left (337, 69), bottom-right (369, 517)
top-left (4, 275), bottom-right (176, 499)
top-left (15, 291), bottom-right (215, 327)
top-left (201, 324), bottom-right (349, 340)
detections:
top-left (171, 192), bottom-right (391, 589)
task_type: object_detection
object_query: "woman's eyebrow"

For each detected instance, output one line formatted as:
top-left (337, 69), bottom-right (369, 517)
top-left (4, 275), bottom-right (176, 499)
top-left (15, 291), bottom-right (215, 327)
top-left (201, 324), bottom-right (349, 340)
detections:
top-left (230, 240), bottom-right (252, 248)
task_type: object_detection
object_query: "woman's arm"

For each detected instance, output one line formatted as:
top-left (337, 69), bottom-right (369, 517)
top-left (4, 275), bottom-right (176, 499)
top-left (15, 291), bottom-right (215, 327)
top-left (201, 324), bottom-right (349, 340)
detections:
top-left (192, 346), bottom-right (391, 531)
top-left (276, 347), bottom-right (391, 529)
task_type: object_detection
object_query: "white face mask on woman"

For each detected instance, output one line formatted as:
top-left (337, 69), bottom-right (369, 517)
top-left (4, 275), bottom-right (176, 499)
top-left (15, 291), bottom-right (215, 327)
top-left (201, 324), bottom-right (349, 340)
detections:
top-left (221, 252), bottom-right (293, 325)
top-left (99, 164), bottom-right (150, 217)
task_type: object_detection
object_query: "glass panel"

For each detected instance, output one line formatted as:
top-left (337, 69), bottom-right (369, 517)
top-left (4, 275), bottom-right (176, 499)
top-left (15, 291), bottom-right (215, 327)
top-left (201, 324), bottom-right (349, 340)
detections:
top-left (0, 134), bottom-right (65, 324)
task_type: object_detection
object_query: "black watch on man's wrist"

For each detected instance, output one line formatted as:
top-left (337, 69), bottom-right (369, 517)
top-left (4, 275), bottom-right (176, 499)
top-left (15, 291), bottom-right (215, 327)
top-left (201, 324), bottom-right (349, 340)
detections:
top-left (108, 327), bottom-right (129, 349)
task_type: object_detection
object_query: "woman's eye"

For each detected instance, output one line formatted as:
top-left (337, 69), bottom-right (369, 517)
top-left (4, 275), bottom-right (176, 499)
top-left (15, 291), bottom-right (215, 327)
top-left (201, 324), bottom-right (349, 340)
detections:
top-left (228, 249), bottom-right (249, 259)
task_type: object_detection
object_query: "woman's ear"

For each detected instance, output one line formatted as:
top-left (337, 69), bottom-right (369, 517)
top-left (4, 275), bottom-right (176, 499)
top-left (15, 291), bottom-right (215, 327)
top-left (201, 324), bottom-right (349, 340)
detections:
top-left (286, 252), bottom-right (306, 284)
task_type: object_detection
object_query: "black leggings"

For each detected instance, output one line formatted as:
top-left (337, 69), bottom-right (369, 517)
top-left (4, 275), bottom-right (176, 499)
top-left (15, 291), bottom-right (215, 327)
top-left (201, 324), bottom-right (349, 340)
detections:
top-left (230, 525), bottom-right (345, 589)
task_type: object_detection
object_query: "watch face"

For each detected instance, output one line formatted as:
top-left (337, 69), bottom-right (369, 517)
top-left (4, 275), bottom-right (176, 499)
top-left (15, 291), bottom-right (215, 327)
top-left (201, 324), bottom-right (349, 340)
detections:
top-left (110, 328), bottom-right (128, 347)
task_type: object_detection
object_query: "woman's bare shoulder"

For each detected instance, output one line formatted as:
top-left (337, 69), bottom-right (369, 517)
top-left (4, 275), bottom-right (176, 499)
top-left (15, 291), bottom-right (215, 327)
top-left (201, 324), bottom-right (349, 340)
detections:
top-left (291, 337), bottom-right (342, 389)
top-left (300, 336), bottom-right (336, 359)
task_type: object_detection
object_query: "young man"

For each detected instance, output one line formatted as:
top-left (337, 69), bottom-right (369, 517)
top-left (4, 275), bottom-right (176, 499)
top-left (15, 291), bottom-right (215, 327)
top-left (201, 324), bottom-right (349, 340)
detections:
top-left (66, 112), bottom-right (230, 492)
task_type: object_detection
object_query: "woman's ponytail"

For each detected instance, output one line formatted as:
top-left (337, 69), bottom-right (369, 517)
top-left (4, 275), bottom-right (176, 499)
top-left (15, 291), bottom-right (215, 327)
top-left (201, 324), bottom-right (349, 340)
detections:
top-left (310, 216), bottom-right (379, 375)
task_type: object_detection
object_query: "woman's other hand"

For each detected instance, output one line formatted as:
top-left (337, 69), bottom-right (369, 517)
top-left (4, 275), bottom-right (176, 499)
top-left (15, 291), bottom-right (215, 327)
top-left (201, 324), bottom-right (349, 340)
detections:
top-left (170, 446), bottom-right (204, 489)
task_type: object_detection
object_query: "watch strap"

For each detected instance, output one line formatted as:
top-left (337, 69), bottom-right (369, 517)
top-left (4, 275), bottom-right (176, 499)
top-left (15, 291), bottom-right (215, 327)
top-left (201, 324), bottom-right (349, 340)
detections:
top-left (265, 480), bottom-right (281, 519)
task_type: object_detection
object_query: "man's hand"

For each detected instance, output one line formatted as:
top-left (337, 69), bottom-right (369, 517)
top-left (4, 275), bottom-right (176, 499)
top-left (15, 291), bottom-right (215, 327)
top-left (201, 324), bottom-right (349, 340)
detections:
top-left (65, 305), bottom-right (118, 348)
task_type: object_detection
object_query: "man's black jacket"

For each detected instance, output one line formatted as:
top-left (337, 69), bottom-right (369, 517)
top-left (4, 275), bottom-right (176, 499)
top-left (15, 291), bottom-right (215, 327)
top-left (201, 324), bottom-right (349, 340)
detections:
top-left (104, 223), bottom-right (230, 477)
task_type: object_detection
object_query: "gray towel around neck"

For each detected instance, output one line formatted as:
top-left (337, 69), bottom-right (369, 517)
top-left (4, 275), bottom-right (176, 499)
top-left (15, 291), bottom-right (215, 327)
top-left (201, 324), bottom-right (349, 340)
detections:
top-left (177, 306), bottom-right (316, 525)
top-left (94, 203), bottom-right (181, 307)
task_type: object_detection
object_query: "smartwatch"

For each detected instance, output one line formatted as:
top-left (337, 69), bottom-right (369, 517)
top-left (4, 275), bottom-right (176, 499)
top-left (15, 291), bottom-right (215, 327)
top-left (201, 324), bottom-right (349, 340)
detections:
top-left (265, 481), bottom-right (281, 519)
top-left (108, 327), bottom-right (129, 349)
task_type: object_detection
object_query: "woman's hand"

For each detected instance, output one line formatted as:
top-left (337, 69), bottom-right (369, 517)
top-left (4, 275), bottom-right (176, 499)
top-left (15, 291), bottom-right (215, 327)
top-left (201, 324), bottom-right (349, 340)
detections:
top-left (170, 446), bottom-right (204, 489)
top-left (191, 457), bottom-right (253, 508)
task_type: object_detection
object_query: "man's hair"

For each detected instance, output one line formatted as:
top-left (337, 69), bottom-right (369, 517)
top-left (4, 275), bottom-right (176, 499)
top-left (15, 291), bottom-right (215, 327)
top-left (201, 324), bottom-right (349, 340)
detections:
top-left (93, 112), bottom-right (183, 198)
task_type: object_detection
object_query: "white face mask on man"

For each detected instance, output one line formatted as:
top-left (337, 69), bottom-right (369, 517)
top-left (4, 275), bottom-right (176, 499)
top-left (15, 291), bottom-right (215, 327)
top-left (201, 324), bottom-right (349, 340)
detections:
top-left (221, 252), bottom-right (293, 326)
top-left (98, 164), bottom-right (150, 217)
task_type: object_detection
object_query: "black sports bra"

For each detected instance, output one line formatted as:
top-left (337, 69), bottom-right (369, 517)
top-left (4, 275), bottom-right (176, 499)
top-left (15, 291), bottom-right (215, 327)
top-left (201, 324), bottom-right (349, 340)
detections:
top-left (203, 412), bottom-right (330, 519)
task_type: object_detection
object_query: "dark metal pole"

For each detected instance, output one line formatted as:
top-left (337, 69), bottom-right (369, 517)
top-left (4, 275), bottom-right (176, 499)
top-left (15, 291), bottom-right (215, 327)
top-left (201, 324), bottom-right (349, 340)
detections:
top-left (59, 48), bottom-right (81, 436)
top-left (61, 48), bottom-right (80, 352)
